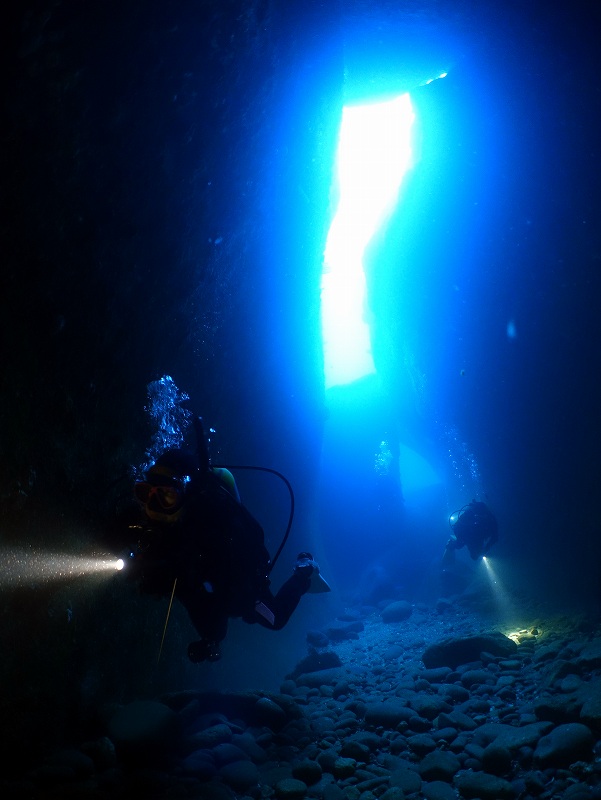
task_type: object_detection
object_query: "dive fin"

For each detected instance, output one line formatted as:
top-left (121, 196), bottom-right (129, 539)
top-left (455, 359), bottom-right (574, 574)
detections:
top-left (255, 601), bottom-right (276, 625)
top-left (308, 565), bottom-right (331, 594)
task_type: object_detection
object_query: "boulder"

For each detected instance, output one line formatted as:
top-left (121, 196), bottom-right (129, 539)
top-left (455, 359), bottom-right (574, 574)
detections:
top-left (533, 693), bottom-right (583, 725)
top-left (579, 678), bottom-right (601, 729)
top-left (533, 723), bottom-right (594, 768)
top-left (365, 700), bottom-right (416, 728)
top-left (389, 767), bottom-right (422, 793)
top-left (381, 601), bottom-right (413, 623)
top-left (182, 750), bottom-right (217, 780)
top-left (274, 778), bottom-right (308, 798)
top-left (288, 649), bottom-right (342, 679)
top-left (325, 620), bottom-right (364, 641)
top-left (219, 760), bottom-right (260, 792)
top-left (481, 743), bottom-right (512, 775)
top-left (291, 759), bottom-right (322, 785)
top-left (417, 750), bottom-right (461, 782)
top-left (422, 779), bottom-right (457, 800)
top-left (409, 694), bottom-right (452, 721)
top-left (184, 723), bottom-right (232, 751)
top-left (473, 721), bottom-right (552, 751)
top-left (420, 667), bottom-right (453, 684)
top-left (575, 641), bottom-right (601, 670)
top-left (162, 689), bottom-right (303, 728)
top-left (454, 771), bottom-right (516, 799)
top-left (107, 700), bottom-right (180, 760)
top-left (422, 633), bottom-right (517, 669)
top-left (295, 667), bottom-right (347, 688)
top-left (253, 697), bottom-right (287, 730)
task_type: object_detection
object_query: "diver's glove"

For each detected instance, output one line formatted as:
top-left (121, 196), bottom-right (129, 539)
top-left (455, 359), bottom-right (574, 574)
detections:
top-left (188, 639), bottom-right (221, 663)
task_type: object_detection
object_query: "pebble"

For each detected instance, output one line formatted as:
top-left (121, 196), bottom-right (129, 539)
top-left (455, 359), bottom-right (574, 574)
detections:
top-left (10, 605), bottom-right (601, 799)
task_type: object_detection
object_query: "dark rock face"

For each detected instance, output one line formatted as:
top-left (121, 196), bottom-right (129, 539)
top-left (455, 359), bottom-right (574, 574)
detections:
top-left (3, 0), bottom-right (340, 514)
top-left (1, 0), bottom-right (343, 763)
top-left (422, 633), bottom-right (518, 669)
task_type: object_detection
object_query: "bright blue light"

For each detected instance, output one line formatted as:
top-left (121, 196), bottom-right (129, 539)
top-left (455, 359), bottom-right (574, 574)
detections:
top-left (321, 94), bottom-right (415, 389)
top-left (398, 444), bottom-right (442, 499)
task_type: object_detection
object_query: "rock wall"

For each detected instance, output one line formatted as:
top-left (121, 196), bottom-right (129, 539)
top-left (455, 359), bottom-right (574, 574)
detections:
top-left (1, 0), bottom-right (342, 762)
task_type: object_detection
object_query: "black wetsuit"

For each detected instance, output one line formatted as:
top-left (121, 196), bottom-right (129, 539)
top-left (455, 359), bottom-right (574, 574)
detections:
top-left (128, 474), bottom-right (310, 645)
top-left (451, 501), bottom-right (498, 560)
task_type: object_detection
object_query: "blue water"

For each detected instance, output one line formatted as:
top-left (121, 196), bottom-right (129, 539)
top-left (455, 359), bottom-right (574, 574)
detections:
top-left (3, 2), bottom-right (600, 771)
top-left (137, 3), bottom-right (601, 618)
top-left (310, 5), bottom-right (601, 611)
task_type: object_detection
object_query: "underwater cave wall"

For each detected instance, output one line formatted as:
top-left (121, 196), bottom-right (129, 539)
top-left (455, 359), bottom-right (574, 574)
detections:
top-left (1, 0), bottom-right (342, 761)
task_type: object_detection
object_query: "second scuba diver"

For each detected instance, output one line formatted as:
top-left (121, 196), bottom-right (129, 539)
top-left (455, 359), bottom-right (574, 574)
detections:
top-left (442, 499), bottom-right (498, 564)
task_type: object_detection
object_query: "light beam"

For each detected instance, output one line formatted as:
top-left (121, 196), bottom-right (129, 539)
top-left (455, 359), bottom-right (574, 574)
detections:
top-left (481, 556), bottom-right (515, 621)
top-left (0, 547), bottom-right (124, 589)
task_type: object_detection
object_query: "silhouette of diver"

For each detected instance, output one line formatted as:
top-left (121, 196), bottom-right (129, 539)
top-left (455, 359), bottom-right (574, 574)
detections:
top-left (124, 426), bottom-right (328, 663)
top-left (442, 500), bottom-right (498, 564)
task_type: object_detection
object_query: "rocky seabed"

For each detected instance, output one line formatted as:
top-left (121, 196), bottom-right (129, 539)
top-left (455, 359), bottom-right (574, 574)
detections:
top-left (7, 603), bottom-right (601, 799)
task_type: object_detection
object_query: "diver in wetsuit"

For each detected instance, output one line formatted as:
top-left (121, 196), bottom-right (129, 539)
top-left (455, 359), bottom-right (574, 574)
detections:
top-left (442, 500), bottom-right (498, 564)
top-left (126, 446), bottom-right (326, 663)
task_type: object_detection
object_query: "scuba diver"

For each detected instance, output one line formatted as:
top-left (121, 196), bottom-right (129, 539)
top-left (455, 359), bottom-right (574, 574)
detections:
top-left (123, 422), bottom-right (329, 663)
top-left (442, 500), bottom-right (498, 565)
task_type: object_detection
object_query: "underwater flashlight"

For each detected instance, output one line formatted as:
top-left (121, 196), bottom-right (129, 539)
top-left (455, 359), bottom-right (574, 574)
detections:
top-left (116, 558), bottom-right (125, 571)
